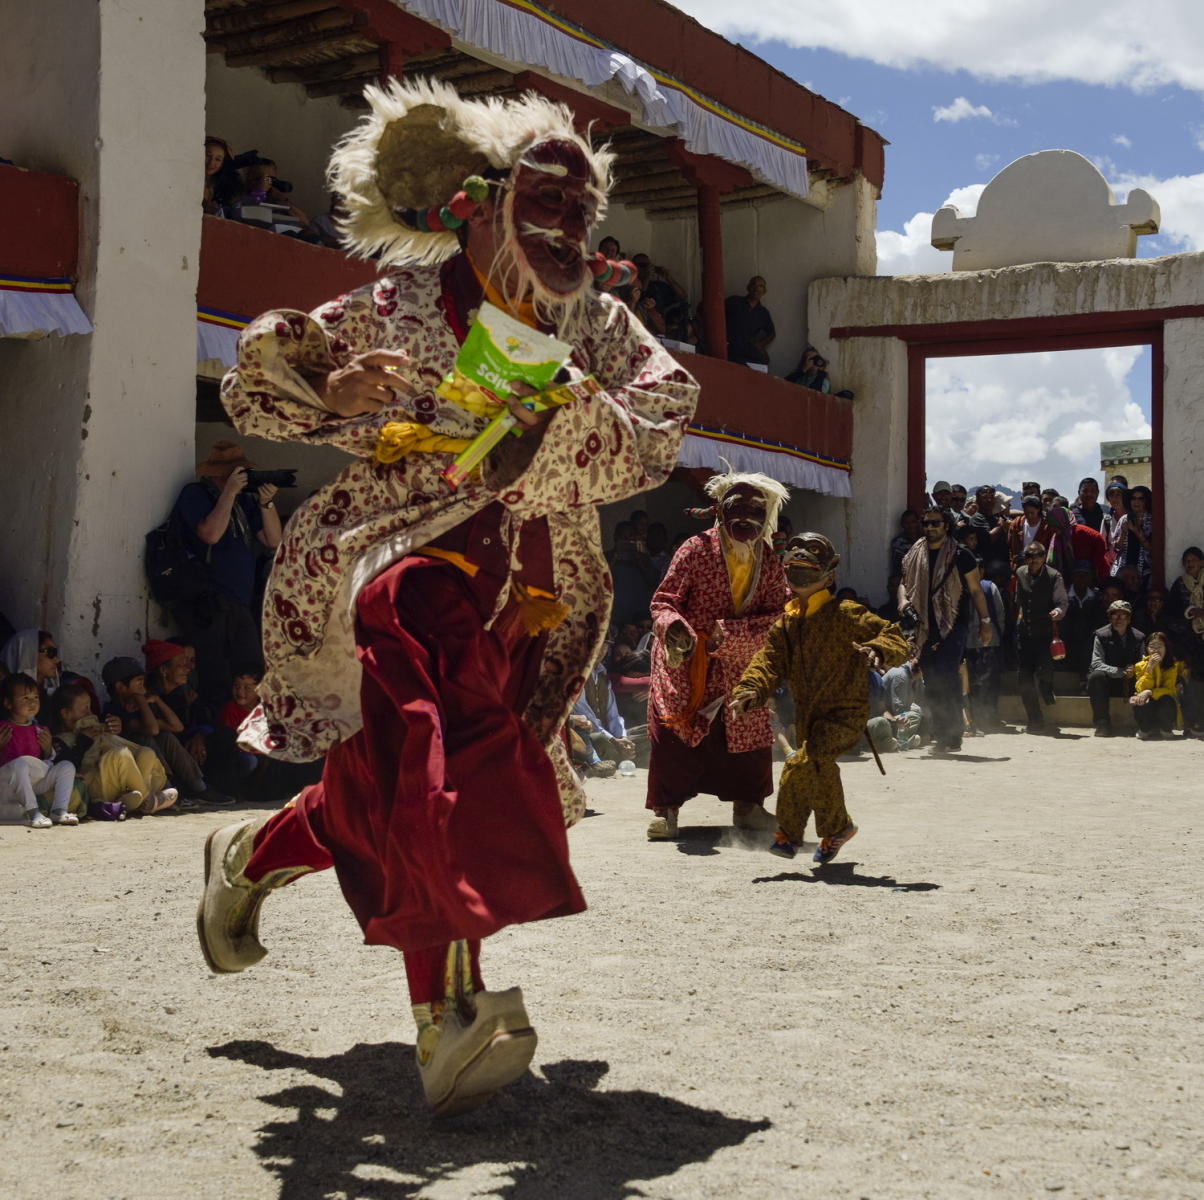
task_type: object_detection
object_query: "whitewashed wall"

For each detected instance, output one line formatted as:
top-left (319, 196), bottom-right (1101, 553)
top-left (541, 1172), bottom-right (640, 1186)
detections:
top-left (0, 0), bottom-right (206, 677)
top-left (810, 253), bottom-right (1204, 599)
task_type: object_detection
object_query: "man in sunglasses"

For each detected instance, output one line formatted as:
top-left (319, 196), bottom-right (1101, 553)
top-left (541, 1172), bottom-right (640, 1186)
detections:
top-left (898, 508), bottom-right (992, 753)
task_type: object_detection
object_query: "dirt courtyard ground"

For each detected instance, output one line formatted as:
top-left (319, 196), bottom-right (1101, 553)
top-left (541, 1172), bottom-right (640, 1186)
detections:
top-left (1, 731), bottom-right (1200, 1200)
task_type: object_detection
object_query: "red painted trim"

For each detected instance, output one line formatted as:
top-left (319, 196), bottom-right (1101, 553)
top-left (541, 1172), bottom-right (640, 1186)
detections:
top-left (696, 183), bottom-right (725, 361)
top-left (831, 306), bottom-right (1204, 344)
top-left (513, 73), bottom-right (630, 131)
top-left (669, 141), bottom-right (755, 194)
top-left (1150, 330), bottom-right (1165, 588)
top-left (344, 0), bottom-right (451, 53)
top-left (350, 0), bottom-right (885, 187)
top-left (670, 350), bottom-right (852, 464)
top-left (0, 164), bottom-right (80, 279)
top-left (196, 216), bottom-right (379, 318)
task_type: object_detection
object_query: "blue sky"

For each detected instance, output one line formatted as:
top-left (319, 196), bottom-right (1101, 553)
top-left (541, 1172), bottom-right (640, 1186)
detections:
top-left (671, 1), bottom-right (1204, 493)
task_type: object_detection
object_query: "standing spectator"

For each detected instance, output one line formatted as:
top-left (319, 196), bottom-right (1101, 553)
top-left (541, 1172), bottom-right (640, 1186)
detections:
top-left (645, 522), bottom-right (672, 579)
top-left (785, 346), bottom-right (831, 392)
top-left (966, 568), bottom-right (1006, 732)
top-left (1087, 601), bottom-right (1146, 737)
top-left (930, 480), bottom-right (954, 509)
top-left (606, 521), bottom-right (659, 626)
top-left (1063, 561), bottom-right (1104, 679)
top-left (967, 486), bottom-right (1010, 577)
top-left (1102, 482), bottom-right (1129, 568)
top-left (1071, 477), bottom-right (1107, 532)
top-left (889, 509), bottom-right (921, 576)
top-left (898, 508), bottom-right (992, 754)
top-left (724, 277), bottom-right (775, 367)
top-left (1040, 488), bottom-right (1060, 512)
top-left (1112, 485), bottom-right (1154, 583)
top-left (949, 484), bottom-right (968, 516)
top-left (1007, 495), bottom-right (1052, 567)
top-left (174, 441), bottom-right (280, 701)
top-left (1014, 542), bottom-right (1068, 735)
top-left (1129, 633), bottom-right (1182, 739)
top-left (0, 673), bottom-right (77, 826)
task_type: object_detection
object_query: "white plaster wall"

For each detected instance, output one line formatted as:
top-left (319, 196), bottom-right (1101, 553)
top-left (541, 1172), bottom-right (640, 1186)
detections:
top-left (0, 0), bottom-right (100, 640)
top-left (205, 56), bottom-right (360, 221)
top-left (594, 201), bottom-right (654, 263)
top-left (810, 252), bottom-right (1204, 597)
top-left (1161, 317), bottom-right (1204, 572)
top-left (63, 0), bottom-right (207, 676)
top-left (720, 178), bottom-right (878, 379)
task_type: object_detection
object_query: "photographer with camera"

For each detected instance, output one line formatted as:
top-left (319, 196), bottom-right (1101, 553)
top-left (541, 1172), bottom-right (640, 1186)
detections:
top-left (785, 345), bottom-right (831, 393)
top-left (173, 441), bottom-right (283, 702)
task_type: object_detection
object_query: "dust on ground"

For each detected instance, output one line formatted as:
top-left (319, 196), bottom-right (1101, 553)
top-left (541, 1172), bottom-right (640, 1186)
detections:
top-left (1, 731), bottom-right (1200, 1199)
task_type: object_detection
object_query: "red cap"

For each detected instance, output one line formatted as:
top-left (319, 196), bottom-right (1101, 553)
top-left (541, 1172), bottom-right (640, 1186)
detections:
top-left (142, 639), bottom-right (188, 673)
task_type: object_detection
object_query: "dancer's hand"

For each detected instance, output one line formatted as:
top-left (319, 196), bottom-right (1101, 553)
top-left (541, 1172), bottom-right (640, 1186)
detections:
top-left (486, 384), bottom-right (558, 487)
top-left (663, 620), bottom-right (695, 668)
top-left (854, 642), bottom-right (881, 669)
top-left (319, 350), bottom-right (415, 416)
top-left (728, 689), bottom-right (758, 716)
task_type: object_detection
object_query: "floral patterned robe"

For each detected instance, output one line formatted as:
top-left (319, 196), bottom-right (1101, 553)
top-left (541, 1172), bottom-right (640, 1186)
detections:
top-left (648, 528), bottom-right (790, 752)
top-left (221, 257), bottom-right (698, 824)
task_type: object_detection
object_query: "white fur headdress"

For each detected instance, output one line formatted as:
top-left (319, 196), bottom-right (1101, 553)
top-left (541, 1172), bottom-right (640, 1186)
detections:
top-left (703, 470), bottom-right (791, 546)
top-left (328, 78), bottom-right (614, 267)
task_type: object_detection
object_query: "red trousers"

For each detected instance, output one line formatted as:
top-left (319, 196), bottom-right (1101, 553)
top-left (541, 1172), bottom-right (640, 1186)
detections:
top-left (244, 554), bottom-right (586, 1002)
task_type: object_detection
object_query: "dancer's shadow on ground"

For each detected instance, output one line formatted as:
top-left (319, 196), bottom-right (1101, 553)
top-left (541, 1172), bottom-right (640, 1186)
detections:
top-left (209, 1040), bottom-right (770, 1200)
top-left (923, 753), bottom-right (1012, 764)
top-left (752, 862), bottom-right (940, 892)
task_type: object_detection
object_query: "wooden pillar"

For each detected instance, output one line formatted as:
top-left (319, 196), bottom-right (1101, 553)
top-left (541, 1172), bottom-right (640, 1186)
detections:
top-left (698, 182), bottom-right (726, 359)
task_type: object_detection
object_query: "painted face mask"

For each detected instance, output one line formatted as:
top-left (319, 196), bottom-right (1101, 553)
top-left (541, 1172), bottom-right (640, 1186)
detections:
top-left (507, 138), bottom-right (599, 299)
top-left (720, 485), bottom-right (769, 544)
top-left (783, 532), bottom-right (840, 589)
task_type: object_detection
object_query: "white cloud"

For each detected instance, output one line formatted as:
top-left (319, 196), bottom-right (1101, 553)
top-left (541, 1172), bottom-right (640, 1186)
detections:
top-left (875, 184), bottom-right (985, 274)
top-left (926, 349), bottom-right (1150, 494)
top-left (1112, 133), bottom-right (1133, 148)
top-left (671, 1), bottom-right (1204, 94)
top-left (1110, 170), bottom-right (1204, 251)
top-left (933, 97), bottom-right (995, 123)
top-left (975, 152), bottom-right (1000, 172)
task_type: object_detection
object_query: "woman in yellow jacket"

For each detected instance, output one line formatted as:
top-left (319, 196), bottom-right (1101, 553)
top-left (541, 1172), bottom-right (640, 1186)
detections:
top-left (1129, 632), bottom-right (1183, 740)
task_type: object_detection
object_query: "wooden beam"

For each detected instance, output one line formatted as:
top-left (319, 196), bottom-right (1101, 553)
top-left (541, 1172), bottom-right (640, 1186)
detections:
top-left (449, 70), bottom-right (515, 96)
top-left (206, 8), bottom-right (352, 53)
top-left (305, 72), bottom-right (378, 98)
top-left (612, 184), bottom-right (698, 206)
top-left (610, 169), bottom-right (687, 196)
top-left (268, 48), bottom-right (380, 83)
top-left (224, 27), bottom-right (366, 68)
top-left (342, 0), bottom-right (451, 55)
top-left (511, 72), bottom-right (630, 132)
top-left (411, 55), bottom-right (501, 82)
top-left (206, 0), bottom-right (334, 36)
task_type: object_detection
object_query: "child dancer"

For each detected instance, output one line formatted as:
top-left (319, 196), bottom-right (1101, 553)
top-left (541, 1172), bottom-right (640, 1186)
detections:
top-left (729, 532), bottom-right (908, 863)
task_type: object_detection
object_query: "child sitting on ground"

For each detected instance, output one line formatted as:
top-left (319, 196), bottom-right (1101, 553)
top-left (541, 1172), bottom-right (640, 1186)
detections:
top-left (0, 672), bottom-right (78, 827)
top-left (218, 667), bottom-right (263, 780)
top-left (730, 532), bottom-right (908, 864)
top-left (52, 684), bottom-right (177, 816)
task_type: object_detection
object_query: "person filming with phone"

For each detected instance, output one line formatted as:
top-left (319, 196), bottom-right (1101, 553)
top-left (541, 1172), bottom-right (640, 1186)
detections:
top-left (173, 441), bottom-right (285, 700)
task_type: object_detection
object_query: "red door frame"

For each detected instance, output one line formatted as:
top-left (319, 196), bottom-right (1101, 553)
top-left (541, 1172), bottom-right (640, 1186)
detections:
top-left (830, 306), bottom-right (1204, 585)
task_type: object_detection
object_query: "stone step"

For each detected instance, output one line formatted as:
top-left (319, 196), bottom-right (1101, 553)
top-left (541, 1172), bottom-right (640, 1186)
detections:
top-left (997, 693), bottom-right (1136, 729)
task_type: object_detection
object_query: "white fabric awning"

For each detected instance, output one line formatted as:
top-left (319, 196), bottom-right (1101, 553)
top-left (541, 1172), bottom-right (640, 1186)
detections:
top-left (678, 431), bottom-right (851, 498)
top-left (396, 0), bottom-right (809, 200)
top-left (0, 278), bottom-right (91, 339)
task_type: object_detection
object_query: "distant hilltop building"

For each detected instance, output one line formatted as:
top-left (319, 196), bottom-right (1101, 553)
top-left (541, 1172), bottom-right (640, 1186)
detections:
top-left (1100, 439), bottom-right (1152, 490)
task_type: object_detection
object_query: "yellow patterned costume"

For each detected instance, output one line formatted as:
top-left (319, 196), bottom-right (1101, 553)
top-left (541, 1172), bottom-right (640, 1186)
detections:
top-left (734, 591), bottom-right (908, 843)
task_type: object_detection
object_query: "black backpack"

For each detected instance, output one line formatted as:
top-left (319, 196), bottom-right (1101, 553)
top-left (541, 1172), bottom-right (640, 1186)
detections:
top-left (145, 506), bottom-right (212, 607)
